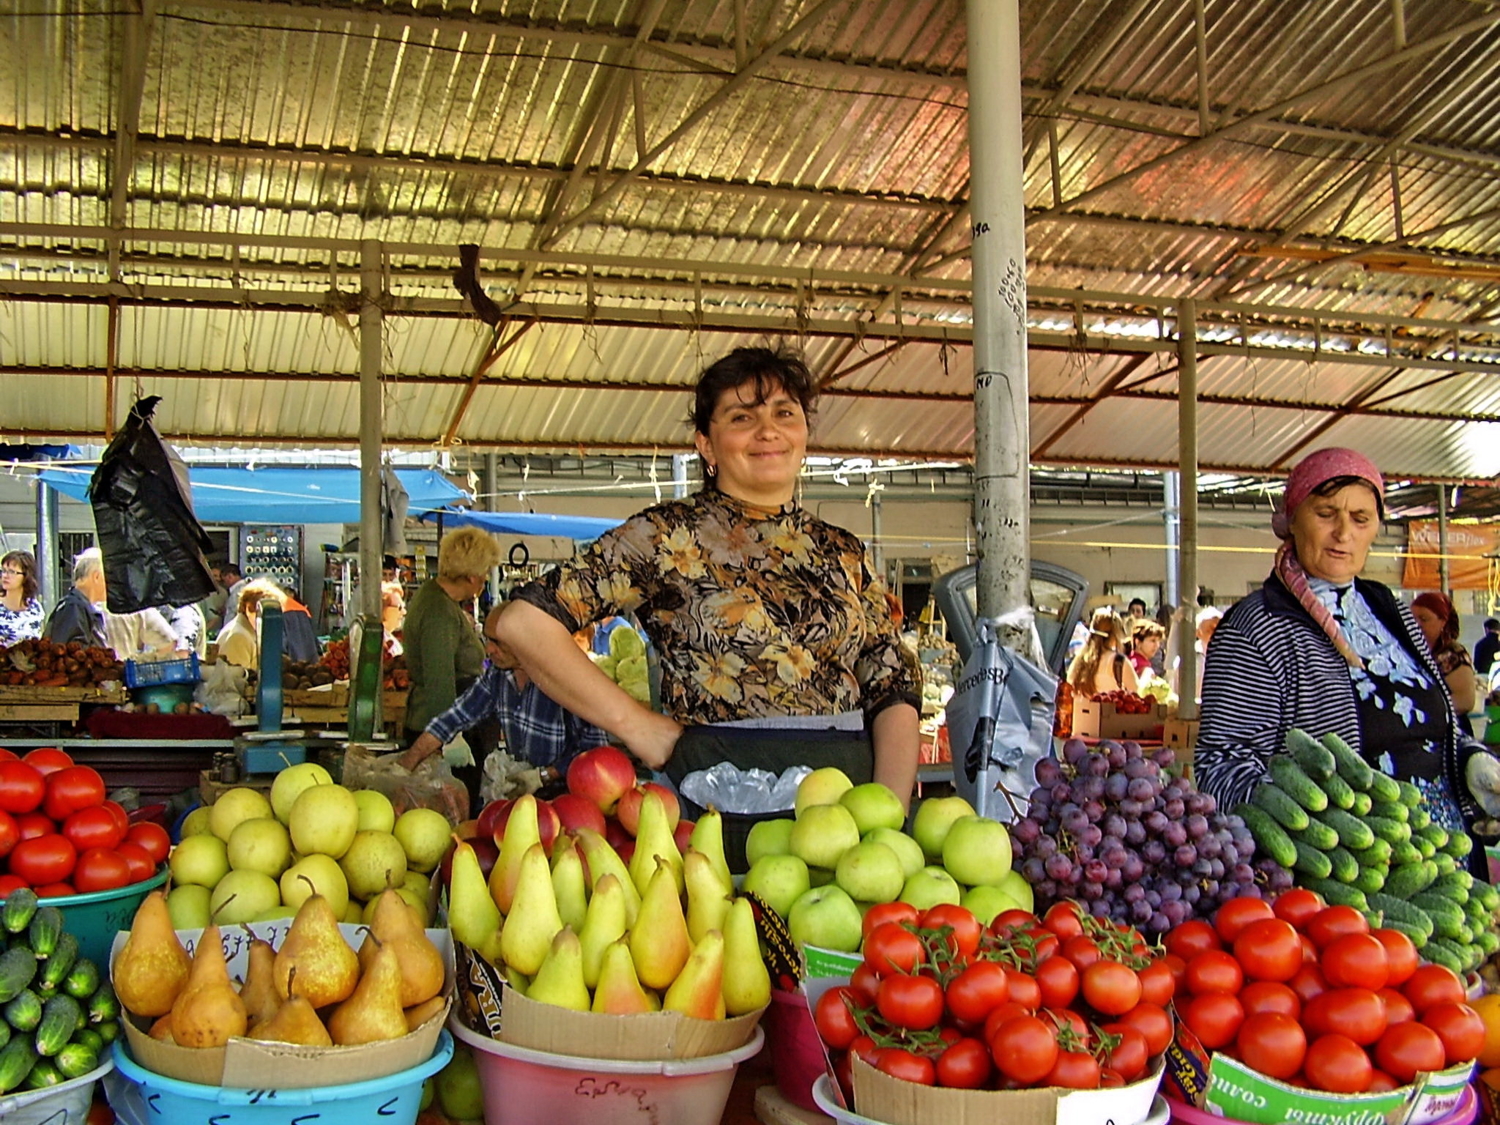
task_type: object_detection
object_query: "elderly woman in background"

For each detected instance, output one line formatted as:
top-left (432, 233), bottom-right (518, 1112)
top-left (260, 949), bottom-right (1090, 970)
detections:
top-left (402, 527), bottom-right (502, 746)
top-left (215, 579), bottom-right (284, 669)
top-left (0, 550), bottom-right (45, 647)
top-left (1412, 591), bottom-right (1477, 733)
top-left (1067, 608), bottom-right (1140, 696)
top-left (1195, 448), bottom-right (1500, 869)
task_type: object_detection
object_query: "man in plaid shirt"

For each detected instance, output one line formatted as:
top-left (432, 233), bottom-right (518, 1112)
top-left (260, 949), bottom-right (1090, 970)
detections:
top-left (400, 605), bottom-right (611, 785)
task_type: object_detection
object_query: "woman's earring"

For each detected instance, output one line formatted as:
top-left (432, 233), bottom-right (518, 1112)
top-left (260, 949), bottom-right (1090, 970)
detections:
top-left (706, 463), bottom-right (716, 477)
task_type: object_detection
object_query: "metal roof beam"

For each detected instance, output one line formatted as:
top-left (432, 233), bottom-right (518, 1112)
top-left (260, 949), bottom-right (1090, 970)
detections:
top-left (107, 2), bottom-right (156, 280)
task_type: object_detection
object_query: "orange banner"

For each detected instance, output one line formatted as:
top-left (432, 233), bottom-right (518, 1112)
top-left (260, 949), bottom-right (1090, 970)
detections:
top-left (1402, 520), bottom-right (1500, 590)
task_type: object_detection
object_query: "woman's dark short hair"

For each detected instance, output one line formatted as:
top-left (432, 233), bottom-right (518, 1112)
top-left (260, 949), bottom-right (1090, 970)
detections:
top-left (690, 346), bottom-right (818, 438)
top-left (2, 550), bottom-right (38, 604)
top-left (1308, 474), bottom-right (1384, 518)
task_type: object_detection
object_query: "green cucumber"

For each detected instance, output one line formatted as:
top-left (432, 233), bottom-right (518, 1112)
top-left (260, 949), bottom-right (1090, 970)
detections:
top-left (24, 1059), bottom-right (63, 1090)
top-left (1411, 894), bottom-right (1466, 939)
top-left (0, 888), bottom-right (38, 935)
top-left (1293, 840), bottom-right (1334, 879)
top-left (1371, 800), bottom-right (1409, 823)
top-left (0, 1035), bottom-right (38, 1094)
top-left (1318, 807), bottom-right (1376, 851)
top-left (1322, 732), bottom-right (1375, 790)
top-left (1479, 931), bottom-right (1500, 957)
top-left (1415, 836), bottom-right (1437, 860)
top-left (1368, 816), bottom-right (1411, 845)
top-left (1295, 819), bottom-right (1341, 850)
top-left (1286, 729), bottom-right (1338, 781)
top-left (73, 1028), bottom-right (103, 1054)
top-left (62, 958), bottom-right (100, 1001)
top-left (1445, 832), bottom-right (1474, 859)
top-left (1431, 872), bottom-right (1472, 905)
top-left (1432, 852), bottom-right (1457, 877)
top-left (1269, 756), bottom-right (1329, 811)
top-left (86, 983), bottom-right (119, 1025)
top-left (27, 906), bottom-right (62, 959)
top-left (1366, 892), bottom-right (1435, 936)
top-left (1383, 919), bottom-right (1430, 949)
top-left (1252, 784), bottom-right (1312, 831)
top-left (1394, 779), bottom-right (1422, 807)
top-left (1234, 804), bottom-right (1297, 869)
top-left (0, 946), bottom-right (37, 1003)
top-left (37, 932), bottom-right (77, 991)
top-left (1322, 771), bottom-right (1356, 810)
top-left (1418, 823), bottom-right (1449, 850)
top-left (1352, 839), bottom-right (1393, 867)
top-left (1300, 877), bottom-right (1368, 911)
top-left (4, 987), bottom-right (43, 1032)
top-left (1424, 938), bottom-right (1467, 975)
top-left (35, 993), bottom-right (81, 1056)
top-left (94, 1019), bottom-right (119, 1044)
top-left (1477, 883), bottom-right (1500, 911)
top-left (1350, 791), bottom-right (1373, 817)
top-left (55, 1041), bottom-right (97, 1080)
top-left (1384, 861), bottom-right (1439, 899)
top-left (1389, 839), bottom-right (1423, 866)
top-left (1409, 806), bottom-right (1432, 832)
top-left (1327, 845), bottom-right (1359, 883)
top-left (1351, 865), bottom-right (1387, 895)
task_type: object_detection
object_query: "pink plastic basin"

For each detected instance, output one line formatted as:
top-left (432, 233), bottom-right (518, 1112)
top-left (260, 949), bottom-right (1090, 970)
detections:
top-left (450, 1018), bottom-right (764, 1125)
top-left (765, 987), bottom-right (826, 1111)
top-left (1166, 1084), bottom-right (1476, 1125)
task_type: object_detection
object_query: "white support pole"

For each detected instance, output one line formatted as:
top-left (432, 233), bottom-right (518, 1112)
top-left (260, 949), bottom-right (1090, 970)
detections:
top-left (359, 240), bottom-right (384, 624)
top-left (1177, 300), bottom-right (1201, 721)
top-left (1163, 470), bottom-right (1180, 611)
top-left (965, 0), bottom-right (1031, 623)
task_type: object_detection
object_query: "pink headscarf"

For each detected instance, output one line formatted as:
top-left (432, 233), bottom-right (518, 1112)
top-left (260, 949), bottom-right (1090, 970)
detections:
top-left (1272, 447), bottom-right (1386, 669)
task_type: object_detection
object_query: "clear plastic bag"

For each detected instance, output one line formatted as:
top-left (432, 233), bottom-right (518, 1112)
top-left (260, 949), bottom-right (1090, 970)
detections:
top-left (342, 743), bottom-right (468, 822)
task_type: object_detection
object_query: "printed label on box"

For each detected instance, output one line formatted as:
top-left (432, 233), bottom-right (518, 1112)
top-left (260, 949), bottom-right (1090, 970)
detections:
top-left (1205, 1054), bottom-right (1411, 1125)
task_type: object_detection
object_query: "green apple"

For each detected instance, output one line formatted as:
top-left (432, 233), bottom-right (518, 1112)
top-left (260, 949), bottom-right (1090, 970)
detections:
top-left (253, 904), bottom-right (297, 922)
top-left (393, 808), bottom-right (453, 873)
top-left (863, 827), bottom-right (925, 878)
top-left (436, 1044), bottom-right (486, 1121)
top-left (343, 900), bottom-right (365, 924)
top-left (280, 852), bottom-right (351, 918)
top-left (941, 815), bottom-right (1014, 887)
top-left (288, 783), bottom-right (359, 859)
top-left (353, 789), bottom-right (396, 834)
top-left (787, 885), bottom-right (863, 952)
top-left (209, 787), bottom-right (274, 843)
top-left (339, 830), bottom-right (410, 901)
top-left (794, 767), bottom-right (854, 817)
top-left (227, 817), bottom-right (292, 878)
top-left (910, 795), bottom-right (976, 861)
top-left (169, 833), bottom-right (230, 889)
top-left (166, 883), bottom-right (212, 930)
top-left (270, 761), bottom-right (334, 825)
top-left (180, 806), bottom-right (213, 837)
top-left (961, 883), bottom-right (1027, 925)
top-left (993, 868), bottom-right (1034, 912)
top-left (744, 818), bottom-right (795, 866)
top-left (834, 841), bottom-right (905, 904)
top-left (742, 853), bottom-right (811, 919)
top-left (839, 782), bottom-right (906, 835)
top-left (789, 804), bottom-right (860, 870)
top-left (899, 865), bottom-right (962, 910)
top-left (209, 869), bottom-right (281, 924)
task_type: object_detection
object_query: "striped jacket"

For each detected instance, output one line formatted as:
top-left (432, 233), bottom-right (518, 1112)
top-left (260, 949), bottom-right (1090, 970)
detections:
top-left (1193, 573), bottom-right (1480, 824)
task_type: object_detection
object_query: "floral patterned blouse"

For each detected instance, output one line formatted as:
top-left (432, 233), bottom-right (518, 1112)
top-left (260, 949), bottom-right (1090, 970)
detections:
top-left (515, 489), bottom-right (917, 727)
top-left (0, 599), bottom-right (44, 647)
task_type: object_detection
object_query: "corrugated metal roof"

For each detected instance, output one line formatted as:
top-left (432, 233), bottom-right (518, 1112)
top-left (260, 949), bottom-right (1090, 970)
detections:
top-left (2, 0), bottom-right (1499, 479)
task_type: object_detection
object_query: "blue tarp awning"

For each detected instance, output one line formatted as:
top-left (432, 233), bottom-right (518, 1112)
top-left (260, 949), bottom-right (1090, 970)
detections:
top-left (36, 466), bottom-right (470, 525)
top-left (423, 508), bottom-right (622, 542)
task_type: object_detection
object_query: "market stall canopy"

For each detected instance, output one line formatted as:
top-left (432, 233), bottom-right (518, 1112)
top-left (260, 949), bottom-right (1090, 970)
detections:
top-left (424, 509), bottom-right (622, 542)
top-left (35, 466), bottom-right (469, 525)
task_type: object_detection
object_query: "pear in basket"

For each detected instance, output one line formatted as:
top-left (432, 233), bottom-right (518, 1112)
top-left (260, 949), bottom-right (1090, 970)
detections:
top-left (329, 941), bottom-right (409, 1045)
top-left (248, 967), bottom-right (333, 1047)
top-left (273, 887), bottom-right (359, 1007)
top-left (114, 891), bottom-right (191, 1018)
top-left (170, 925), bottom-right (249, 1048)
top-left (357, 889), bottom-right (444, 1008)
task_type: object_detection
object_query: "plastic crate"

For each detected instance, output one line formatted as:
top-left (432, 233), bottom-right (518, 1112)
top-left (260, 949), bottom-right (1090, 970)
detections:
top-left (124, 654), bottom-right (200, 687)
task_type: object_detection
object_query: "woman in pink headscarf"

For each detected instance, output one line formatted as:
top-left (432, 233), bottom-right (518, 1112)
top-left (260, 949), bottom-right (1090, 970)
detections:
top-left (1194, 448), bottom-right (1500, 872)
top-left (1411, 591), bottom-right (1477, 729)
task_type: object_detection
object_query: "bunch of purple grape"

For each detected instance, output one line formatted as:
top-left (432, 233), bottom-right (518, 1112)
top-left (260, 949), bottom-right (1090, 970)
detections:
top-left (1008, 738), bottom-right (1292, 934)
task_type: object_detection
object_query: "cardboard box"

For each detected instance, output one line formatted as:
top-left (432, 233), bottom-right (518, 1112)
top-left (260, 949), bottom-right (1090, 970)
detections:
top-left (114, 921), bottom-right (452, 1089)
top-left (1071, 698), bottom-right (1167, 742)
top-left (453, 939), bottom-right (763, 1061)
top-left (1165, 1011), bottom-right (1474, 1125)
top-left (1161, 717), bottom-right (1200, 776)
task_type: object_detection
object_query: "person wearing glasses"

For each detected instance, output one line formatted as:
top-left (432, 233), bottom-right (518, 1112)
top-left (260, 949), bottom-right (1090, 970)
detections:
top-left (0, 550), bottom-right (45, 647)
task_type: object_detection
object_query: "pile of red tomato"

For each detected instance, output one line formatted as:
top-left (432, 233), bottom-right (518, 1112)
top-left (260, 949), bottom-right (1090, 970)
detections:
top-left (0, 747), bottom-right (169, 897)
top-left (1086, 690), bottom-right (1156, 714)
top-left (1170, 891), bottom-right (1482, 1091)
top-left (813, 900), bottom-right (1174, 1093)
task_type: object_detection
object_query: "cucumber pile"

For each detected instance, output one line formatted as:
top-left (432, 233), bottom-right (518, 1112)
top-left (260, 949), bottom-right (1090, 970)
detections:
top-left (1234, 728), bottom-right (1498, 976)
top-left (0, 889), bottom-right (119, 1095)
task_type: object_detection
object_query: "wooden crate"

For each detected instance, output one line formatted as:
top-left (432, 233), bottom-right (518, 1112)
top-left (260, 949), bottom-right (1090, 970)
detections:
top-left (1071, 698), bottom-right (1168, 741)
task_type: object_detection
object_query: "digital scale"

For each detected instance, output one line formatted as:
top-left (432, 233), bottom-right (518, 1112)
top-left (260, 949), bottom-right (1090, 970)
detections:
top-left (234, 602), bottom-right (308, 775)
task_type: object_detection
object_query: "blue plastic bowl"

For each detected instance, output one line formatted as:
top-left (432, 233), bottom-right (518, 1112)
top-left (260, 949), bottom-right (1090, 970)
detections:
top-left (0, 867), bottom-right (168, 970)
top-left (107, 1030), bottom-right (453, 1125)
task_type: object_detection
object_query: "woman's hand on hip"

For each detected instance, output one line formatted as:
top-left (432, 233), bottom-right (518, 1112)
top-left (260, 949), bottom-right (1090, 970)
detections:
top-left (623, 711), bottom-right (684, 770)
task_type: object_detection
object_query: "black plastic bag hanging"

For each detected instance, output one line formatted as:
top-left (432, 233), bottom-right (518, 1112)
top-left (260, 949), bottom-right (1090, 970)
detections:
top-left (88, 396), bottom-right (217, 613)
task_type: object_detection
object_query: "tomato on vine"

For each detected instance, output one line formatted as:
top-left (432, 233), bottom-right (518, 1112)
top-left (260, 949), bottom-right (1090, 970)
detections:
top-left (877, 974), bottom-right (945, 1031)
top-left (988, 1015), bottom-right (1058, 1085)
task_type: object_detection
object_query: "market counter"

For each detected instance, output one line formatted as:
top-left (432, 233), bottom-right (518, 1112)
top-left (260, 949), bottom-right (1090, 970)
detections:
top-left (0, 737), bottom-right (232, 801)
top-left (0, 683), bottom-right (128, 723)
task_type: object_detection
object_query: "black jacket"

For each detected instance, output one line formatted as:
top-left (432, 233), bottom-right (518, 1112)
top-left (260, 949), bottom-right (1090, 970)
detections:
top-left (45, 586), bottom-right (106, 649)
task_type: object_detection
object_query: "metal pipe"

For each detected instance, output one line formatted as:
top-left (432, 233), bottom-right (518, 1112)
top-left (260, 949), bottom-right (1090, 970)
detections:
top-left (1193, 0), bottom-right (1210, 135)
top-left (1438, 483), bottom-right (1451, 596)
top-left (1177, 300), bottom-right (1201, 721)
top-left (870, 487), bottom-right (885, 576)
top-left (671, 453), bottom-right (690, 499)
top-left (359, 240), bottom-right (384, 628)
top-left (965, 0), bottom-right (1031, 621)
top-left (1163, 470), bottom-right (1180, 611)
top-left (35, 471), bottom-right (60, 614)
top-left (1392, 0), bottom-right (1407, 50)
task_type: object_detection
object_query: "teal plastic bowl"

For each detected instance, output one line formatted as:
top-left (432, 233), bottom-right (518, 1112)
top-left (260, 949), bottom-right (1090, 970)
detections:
top-left (130, 682), bottom-right (196, 713)
top-left (0, 867), bottom-right (168, 969)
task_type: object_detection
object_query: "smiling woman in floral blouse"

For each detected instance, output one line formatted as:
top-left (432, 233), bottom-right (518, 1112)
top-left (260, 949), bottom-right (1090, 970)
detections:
top-left (496, 345), bottom-right (921, 808)
top-left (0, 550), bottom-right (45, 647)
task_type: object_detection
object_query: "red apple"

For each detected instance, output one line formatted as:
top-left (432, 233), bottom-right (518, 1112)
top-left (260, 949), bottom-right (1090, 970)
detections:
top-left (551, 792), bottom-right (607, 838)
top-left (566, 745), bottom-right (637, 815)
top-left (438, 835), bottom-right (499, 889)
top-left (616, 782), bottom-right (681, 836)
top-left (488, 797), bottom-right (561, 852)
top-left (673, 817), bottom-right (695, 854)
top-left (616, 839), bottom-right (635, 864)
top-left (476, 798), bottom-right (512, 841)
top-left (604, 816), bottom-right (632, 851)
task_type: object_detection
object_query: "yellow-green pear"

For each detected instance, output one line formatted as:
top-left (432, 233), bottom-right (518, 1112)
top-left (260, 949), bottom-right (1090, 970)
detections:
top-left (592, 937), bottom-right (656, 1015)
top-left (574, 828), bottom-right (641, 926)
top-left (447, 836), bottom-right (504, 965)
top-left (721, 897), bottom-right (772, 1015)
top-left (504, 965), bottom-right (530, 995)
top-left (500, 843), bottom-right (564, 976)
top-left (663, 929), bottom-right (725, 1020)
top-left (684, 850), bottom-right (732, 945)
top-left (490, 794), bottom-right (541, 914)
top-left (629, 858), bottom-right (690, 991)
top-left (688, 808), bottom-right (733, 895)
top-left (628, 789), bottom-right (683, 898)
top-left (577, 872), bottom-right (628, 989)
top-left (525, 927), bottom-right (591, 1012)
top-left (551, 839), bottom-right (589, 933)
